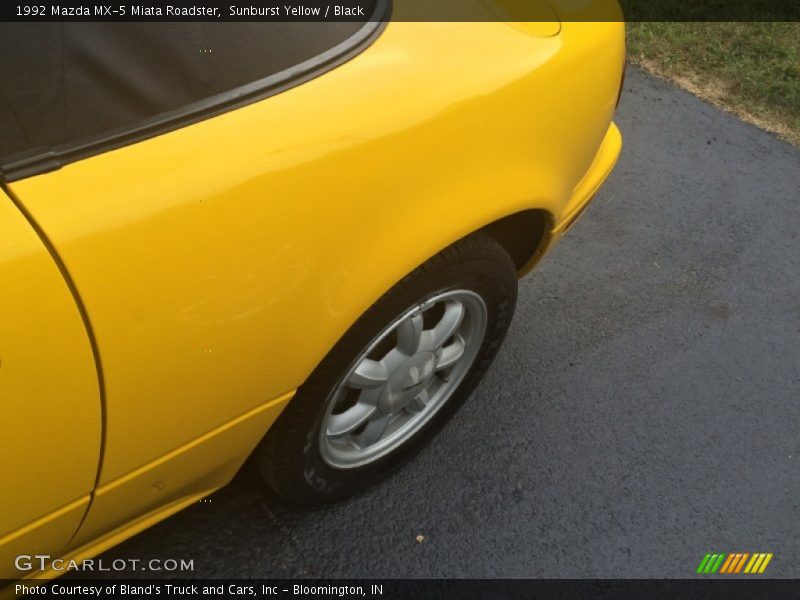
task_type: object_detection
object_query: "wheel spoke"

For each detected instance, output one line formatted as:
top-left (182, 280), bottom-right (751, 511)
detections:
top-left (406, 388), bottom-right (429, 413)
top-left (347, 358), bottom-right (388, 388)
top-left (356, 413), bottom-right (393, 447)
top-left (396, 312), bottom-right (424, 355)
top-left (436, 336), bottom-right (465, 370)
top-left (326, 401), bottom-right (377, 438)
top-left (381, 347), bottom-right (409, 372)
top-left (424, 300), bottom-right (464, 350)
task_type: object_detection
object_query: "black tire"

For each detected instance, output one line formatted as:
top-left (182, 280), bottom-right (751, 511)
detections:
top-left (254, 232), bottom-right (518, 507)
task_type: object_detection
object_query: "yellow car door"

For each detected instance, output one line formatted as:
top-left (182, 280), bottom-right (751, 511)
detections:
top-left (0, 189), bottom-right (101, 580)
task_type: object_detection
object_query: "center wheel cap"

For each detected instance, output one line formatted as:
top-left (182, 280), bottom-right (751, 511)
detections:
top-left (379, 351), bottom-right (436, 413)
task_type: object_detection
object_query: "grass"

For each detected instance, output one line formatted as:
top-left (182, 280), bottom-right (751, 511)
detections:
top-left (626, 23), bottom-right (800, 145)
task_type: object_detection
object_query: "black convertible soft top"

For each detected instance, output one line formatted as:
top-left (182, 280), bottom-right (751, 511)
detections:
top-left (0, 12), bottom-right (384, 180)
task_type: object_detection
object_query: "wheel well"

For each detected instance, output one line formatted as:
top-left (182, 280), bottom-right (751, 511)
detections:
top-left (479, 209), bottom-right (551, 271)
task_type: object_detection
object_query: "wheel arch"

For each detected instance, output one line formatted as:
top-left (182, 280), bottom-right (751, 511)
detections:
top-left (478, 209), bottom-right (553, 273)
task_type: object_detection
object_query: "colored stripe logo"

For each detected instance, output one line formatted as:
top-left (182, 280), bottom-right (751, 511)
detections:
top-left (696, 552), bottom-right (773, 574)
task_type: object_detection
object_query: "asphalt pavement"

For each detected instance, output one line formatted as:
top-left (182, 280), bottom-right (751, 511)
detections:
top-left (102, 66), bottom-right (800, 578)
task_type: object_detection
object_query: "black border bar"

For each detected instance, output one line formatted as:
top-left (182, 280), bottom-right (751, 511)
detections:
top-left (6, 578), bottom-right (800, 600)
top-left (1, 0), bottom-right (799, 22)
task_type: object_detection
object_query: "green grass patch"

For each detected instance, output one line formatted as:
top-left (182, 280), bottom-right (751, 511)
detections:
top-left (627, 23), bottom-right (800, 145)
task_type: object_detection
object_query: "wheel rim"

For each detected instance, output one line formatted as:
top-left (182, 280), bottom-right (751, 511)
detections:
top-left (319, 289), bottom-right (488, 469)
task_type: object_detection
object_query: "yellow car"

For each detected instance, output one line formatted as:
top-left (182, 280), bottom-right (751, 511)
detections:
top-left (0, 3), bottom-right (624, 581)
